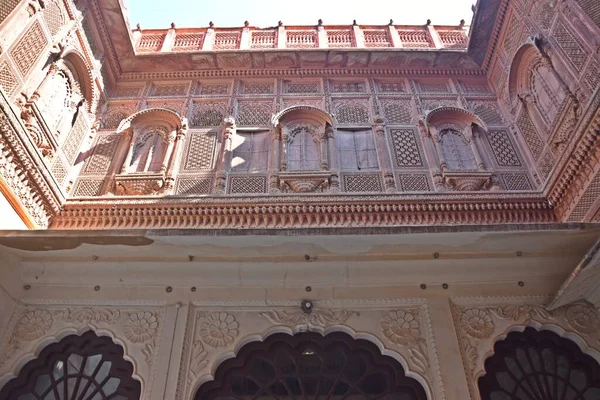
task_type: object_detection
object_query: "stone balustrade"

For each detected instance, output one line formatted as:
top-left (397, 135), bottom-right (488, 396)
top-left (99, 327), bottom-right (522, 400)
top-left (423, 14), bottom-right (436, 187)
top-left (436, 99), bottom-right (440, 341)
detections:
top-left (132, 23), bottom-right (469, 53)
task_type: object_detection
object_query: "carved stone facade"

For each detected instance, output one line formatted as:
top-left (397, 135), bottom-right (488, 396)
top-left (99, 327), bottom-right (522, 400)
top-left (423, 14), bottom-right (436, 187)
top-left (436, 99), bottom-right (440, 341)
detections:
top-left (1, 0), bottom-right (600, 400)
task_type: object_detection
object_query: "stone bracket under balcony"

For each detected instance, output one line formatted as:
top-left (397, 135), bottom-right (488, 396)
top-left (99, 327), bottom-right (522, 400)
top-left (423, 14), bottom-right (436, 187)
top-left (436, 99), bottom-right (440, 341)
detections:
top-left (443, 171), bottom-right (493, 192)
top-left (114, 172), bottom-right (167, 196)
top-left (279, 171), bottom-right (332, 193)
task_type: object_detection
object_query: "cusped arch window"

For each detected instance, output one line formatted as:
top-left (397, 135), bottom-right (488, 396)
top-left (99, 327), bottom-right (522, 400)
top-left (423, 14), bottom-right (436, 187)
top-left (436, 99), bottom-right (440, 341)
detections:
top-left (0, 330), bottom-right (141, 400)
top-left (438, 127), bottom-right (477, 171)
top-left (195, 332), bottom-right (427, 400)
top-left (479, 327), bottom-right (600, 400)
top-left (287, 124), bottom-right (322, 171)
top-left (127, 125), bottom-right (170, 173)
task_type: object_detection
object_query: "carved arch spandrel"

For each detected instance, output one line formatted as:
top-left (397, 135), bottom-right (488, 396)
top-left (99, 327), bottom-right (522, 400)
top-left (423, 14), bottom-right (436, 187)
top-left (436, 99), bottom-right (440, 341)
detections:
top-left (0, 306), bottom-right (166, 399)
top-left (177, 302), bottom-right (444, 400)
top-left (450, 297), bottom-right (600, 400)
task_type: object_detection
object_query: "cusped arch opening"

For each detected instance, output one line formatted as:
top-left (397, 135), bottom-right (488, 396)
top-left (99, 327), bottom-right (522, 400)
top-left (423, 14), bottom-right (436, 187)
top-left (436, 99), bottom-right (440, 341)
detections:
top-left (507, 42), bottom-right (540, 105)
top-left (61, 50), bottom-right (95, 112)
top-left (117, 108), bottom-right (183, 134)
top-left (0, 330), bottom-right (141, 400)
top-left (273, 105), bottom-right (335, 127)
top-left (478, 326), bottom-right (600, 400)
top-left (194, 331), bottom-right (428, 400)
top-left (425, 106), bottom-right (487, 131)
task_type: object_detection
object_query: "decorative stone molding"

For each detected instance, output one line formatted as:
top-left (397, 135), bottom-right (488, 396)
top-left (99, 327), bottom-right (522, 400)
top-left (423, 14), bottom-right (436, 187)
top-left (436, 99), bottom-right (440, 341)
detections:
top-left (451, 296), bottom-right (600, 400)
top-left (444, 171), bottom-right (493, 191)
top-left (279, 171), bottom-right (332, 193)
top-left (176, 301), bottom-right (443, 400)
top-left (0, 305), bottom-right (166, 399)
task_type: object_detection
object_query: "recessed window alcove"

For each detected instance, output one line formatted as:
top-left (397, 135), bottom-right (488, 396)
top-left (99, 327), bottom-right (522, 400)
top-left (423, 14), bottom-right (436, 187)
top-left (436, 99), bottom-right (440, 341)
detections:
top-left (195, 332), bottom-right (427, 400)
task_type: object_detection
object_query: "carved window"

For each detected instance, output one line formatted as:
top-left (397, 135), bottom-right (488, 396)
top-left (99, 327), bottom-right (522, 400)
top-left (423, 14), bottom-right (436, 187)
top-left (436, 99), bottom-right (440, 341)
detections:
top-left (439, 129), bottom-right (476, 170)
top-left (231, 131), bottom-right (270, 172)
top-left (479, 327), bottom-right (600, 400)
top-left (128, 127), bottom-right (168, 173)
top-left (195, 331), bottom-right (427, 400)
top-left (287, 126), bottom-right (320, 171)
top-left (336, 129), bottom-right (378, 171)
top-left (41, 71), bottom-right (72, 133)
top-left (0, 330), bottom-right (141, 400)
top-left (531, 64), bottom-right (566, 126)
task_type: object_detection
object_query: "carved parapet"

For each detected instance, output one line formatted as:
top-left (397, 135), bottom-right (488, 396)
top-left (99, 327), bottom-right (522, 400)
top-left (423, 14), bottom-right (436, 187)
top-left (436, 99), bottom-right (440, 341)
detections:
top-left (114, 173), bottom-right (166, 196)
top-left (443, 171), bottom-right (493, 192)
top-left (279, 171), bottom-right (331, 193)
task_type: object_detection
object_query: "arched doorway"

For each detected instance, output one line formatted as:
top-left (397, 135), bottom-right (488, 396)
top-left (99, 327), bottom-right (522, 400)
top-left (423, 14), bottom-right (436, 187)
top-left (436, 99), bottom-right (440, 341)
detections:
top-left (195, 331), bottom-right (427, 400)
top-left (0, 330), bottom-right (141, 400)
top-left (478, 327), bottom-right (600, 400)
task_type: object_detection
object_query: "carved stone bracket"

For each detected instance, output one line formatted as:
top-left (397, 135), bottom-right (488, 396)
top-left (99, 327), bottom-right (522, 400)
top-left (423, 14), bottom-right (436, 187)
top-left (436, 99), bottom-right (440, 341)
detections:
top-left (279, 171), bottom-right (332, 193)
top-left (114, 172), bottom-right (166, 196)
top-left (443, 171), bottom-right (493, 191)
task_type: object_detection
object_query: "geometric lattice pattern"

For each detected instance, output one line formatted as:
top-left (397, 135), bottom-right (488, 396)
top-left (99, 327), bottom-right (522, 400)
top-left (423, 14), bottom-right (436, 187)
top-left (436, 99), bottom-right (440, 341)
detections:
top-left (378, 82), bottom-right (405, 93)
top-left (286, 82), bottom-right (320, 94)
top-left (152, 85), bottom-right (188, 97)
top-left (191, 103), bottom-right (227, 127)
top-left (228, 175), bottom-right (267, 194)
top-left (567, 172), bottom-right (600, 222)
top-left (583, 61), bottom-right (600, 93)
top-left (334, 102), bottom-right (370, 124)
top-left (62, 113), bottom-right (89, 165)
top-left (176, 177), bottom-right (213, 195)
top-left (0, 61), bottom-right (18, 96)
top-left (389, 129), bottom-right (423, 167)
top-left (331, 82), bottom-right (366, 93)
top-left (487, 131), bottom-right (521, 167)
top-left (473, 103), bottom-right (504, 125)
top-left (102, 111), bottom-right (129, 130)
top-left (552, 21), bottom-right (588, 71)
top-left (50, 157), bottom-right (68, 187)
top-left (537, 150), bottom-right (555, 181)
top-left (460, 81), bottom-right (490, 93)
top-left (363, 29), bottom-right (392, 47)
top-left (516, 110), bottom-right (544, 160)
top-left (286, 31), bottom-right (317, 48)
top-left (417, 81), bottom-right (448, 93)
top-left (382, 100), bottom-right (412, 124)
top-left (501, 14), bottom-right (522, 57)
top-left (73, 179), bottom-right (104, 197)
top-left (173, 33), bottom-right (205, 51)
top-left (501, 173), bottom-right (532, 191)
top-left (199, 84), bottom-right (229, 95)
top-left (214, 32), bottom-right (240, 50)
top-left (251, 30), bottom-right (277, 49)
top-left (343, 173), bottom-right (382, 192)
top-left (111, 86), bottom-right (142, 98)
top-left (577, 0), bottom-right (600, 28)
top-left (0, 0), bottom-right (19, 26)
top-left (242, 82), bottom-right (273, 94)
top-left (83, 134), bottom-right (121, 174)
top-left (137, 33), bottom-right (165, 52)
top-left (11, 21), bottom-right (48, 76)
top-left (438, 31), bottom-right (468, 49)
top-left (43, 0), bottom-right (65, 37)
top-left (237, 101), bottom-right (273, 126)
top-left (397, 30), bottom-right (431, 48)
top-left (182, 131), bottom-right (216, 171)
top-left (327, 30), bottom-right (353, 48)
top-left (398, 173), bottom-right (430, 191)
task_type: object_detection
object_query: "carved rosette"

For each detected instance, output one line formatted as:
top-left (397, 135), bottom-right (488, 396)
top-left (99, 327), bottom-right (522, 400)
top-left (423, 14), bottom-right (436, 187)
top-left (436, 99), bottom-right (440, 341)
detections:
top-left (452, 298), bottom-right (600, 400)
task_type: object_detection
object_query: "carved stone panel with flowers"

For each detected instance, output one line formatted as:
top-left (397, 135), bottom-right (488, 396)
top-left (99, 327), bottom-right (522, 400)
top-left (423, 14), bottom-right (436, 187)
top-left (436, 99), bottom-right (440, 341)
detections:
top-left (176, 300), bottom-right (444, 400)
top-left (451, 296), bottom-right (600, 400)
top-left (0, 305), bottom-right (166, 399)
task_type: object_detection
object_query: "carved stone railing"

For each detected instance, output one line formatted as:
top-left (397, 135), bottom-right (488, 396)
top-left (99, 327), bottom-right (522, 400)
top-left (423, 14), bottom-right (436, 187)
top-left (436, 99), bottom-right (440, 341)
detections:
top-left (133, 24), bottom-right (467, 53)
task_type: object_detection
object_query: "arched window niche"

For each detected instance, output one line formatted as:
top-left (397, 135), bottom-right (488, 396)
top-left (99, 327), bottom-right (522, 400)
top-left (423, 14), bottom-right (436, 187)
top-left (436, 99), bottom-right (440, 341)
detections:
top-left (272, 106), bottom-right (338, 193)
top-left (18, 51), bottom-right (95, 161)
top-left (113, 108), bottom-right (188, 196)
top-left (478, 327), bottom-right (600, 400)
top-left (0, 330), bottom-right (141, 400)
top-left (423, 107), bottom-right (499, 192)
top-left (194, 331), bottom-right (428, 400)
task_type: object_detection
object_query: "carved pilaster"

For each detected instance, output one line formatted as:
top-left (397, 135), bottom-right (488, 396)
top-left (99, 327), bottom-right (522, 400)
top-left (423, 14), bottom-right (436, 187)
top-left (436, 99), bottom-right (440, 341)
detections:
top-left (213, 117), bottom-right (236, 195)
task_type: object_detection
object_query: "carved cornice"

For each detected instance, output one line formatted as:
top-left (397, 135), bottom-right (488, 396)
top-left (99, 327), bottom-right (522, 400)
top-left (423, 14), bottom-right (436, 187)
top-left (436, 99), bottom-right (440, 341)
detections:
top-left (51, 195), bottom-right (555, 229)
top-left (0, 90), bottom-right (64, 227)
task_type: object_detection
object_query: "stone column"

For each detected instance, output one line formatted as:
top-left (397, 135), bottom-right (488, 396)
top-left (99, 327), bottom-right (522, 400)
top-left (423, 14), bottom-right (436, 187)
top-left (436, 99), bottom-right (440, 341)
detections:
top-left (464, 125), bottom-right (485, 171)
top-left (372, 119), bottom-right (396, 192)
top-left (430, 126), bottom-right (447, 172)
top-left (325, 125), bottom-right (340, 192)
top-left (120, 129), bottom-right (136, 173)
top-left (280, 126), bottom-right (289, 172)
top-left (164, 119), bottom-right (188, 194)
top-left (213, 117), bottom-right (236, 194)
top-left (269, 125), bottom-right (281, 193)
top-left (318, 127), bottom-right (328, 171)
top-left (418, 121), bottom-right (444, 191)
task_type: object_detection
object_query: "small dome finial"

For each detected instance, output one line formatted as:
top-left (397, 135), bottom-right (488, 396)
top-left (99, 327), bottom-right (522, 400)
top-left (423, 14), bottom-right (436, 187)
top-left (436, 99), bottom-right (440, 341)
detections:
top-left (170, 22), bottom-right (175, 29)
top-left (244, 20), bottom-right (249, 27)
top-left (389, 19), bottom-right (393, 25)
top-left (426, 19), bottom-right (431, 26)
top-left (459, 19), bottom-right (465, 28)
top-left (353, 19), bottom-right (357, 25)
top-left (209, 21), bottom-right (214, 28)
top-left (278, 20), bottom-right (283, 27)
top-left (318, 19), bottom-right (323, 26)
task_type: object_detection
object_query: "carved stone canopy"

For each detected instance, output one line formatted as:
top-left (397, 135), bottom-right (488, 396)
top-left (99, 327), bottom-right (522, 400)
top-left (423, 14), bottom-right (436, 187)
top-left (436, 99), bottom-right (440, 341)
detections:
top-left (279, 171), bottom-right (332, 193)
top-left (444, 171), bottom-right (493, 191)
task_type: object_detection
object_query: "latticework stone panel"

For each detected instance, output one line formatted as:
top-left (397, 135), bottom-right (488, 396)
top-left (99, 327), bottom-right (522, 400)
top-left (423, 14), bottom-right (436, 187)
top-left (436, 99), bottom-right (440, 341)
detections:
top-left (236, 102), bottom-right (273, 126)
top-left (582, 61), bottom-right (600, 93)
top-left (516, 110), bottom-right (544, 160)
top-left (198, 83), bottom-right (230, 95)
top-left (73, 179), bottom-right (103, 197)
top-left (417, 81), bottom-right (449, 93)
top-left (214, 32), bottom-right (240, 50)
top-left (421, 99), bottom-right (457, 111)
top-left (363, 29), bottom-right (392, 47)
top-left (250, 30), bottom-right (276, 49)
top-left (43, 0), bottom-right (66, 37)
top-left (173, 33), bottom-right (205, 51)
top-left (182, 131), bottom-right (216, 171)
top-left (398, 173), bottom-right (430, 192)
top-left (176, 177), bottom-right (213, 195)
top-left (577, 0), bottom-right (600, 28)
top-left (343, 173), bottom-right (382, 192)
top-left (382, 100), bottom-right (412, 124)
top-left (0, 61), bottom-right (18, 96)
top-left (11, 21), bottom-right (48, 76)
top-left (190, 103), bottom-right (227, 127)
top-left (0, 0), bottom-right (19, 25)
top-left (101, 111), bottom-right (129, 130)
top-left (327, 30), bottom-right (353, 48)
top-left (146, 100), bottom-right (186, 115)
top-left (552, 20), bottom-right (588, 71)
top-left (333, 101), bottom-right (370, 124)
top-left (567, 173), bottom-right (600, 222)
top-left (61, 114), bottom-right (89, 165)
top-left (285, 81), bottom-right (321, 94)
top-left (501, 14), bottom-right (522, 57)
top-left (377, 81), bottom-right (405, 93)
top-left (50, 157), bottom-right (68, 187)
top-left (397, 30), bottom-right (431, 48)
top-left (331, 82), bottom-right (366, 93)
top-left (472, 103), bottom-right (504, 125)
top-left (487, 130), bottom-right (521, 167)
top-left (111, 86), bottom-right (143, 98)
top-left (137, 33), bottom-right (165, 52)
top-left (152, 84), bottom-right (189, 97)
top-left (537, 149), bottom-right (555, 181)
top-left (389, 129), bottom-right (423, 167)
top-left (459, 81), bottom-right (490, 93)
top-left (501, 173), bottom-right (533, 191)
top-left (286, 30), bottom-right (317, 48)
top-left (82, 134), bottom-right (121, 175)
top-left (242, 82), bottom-right (273, 95)
top-left (228, 175), bottom-right (267, 194)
